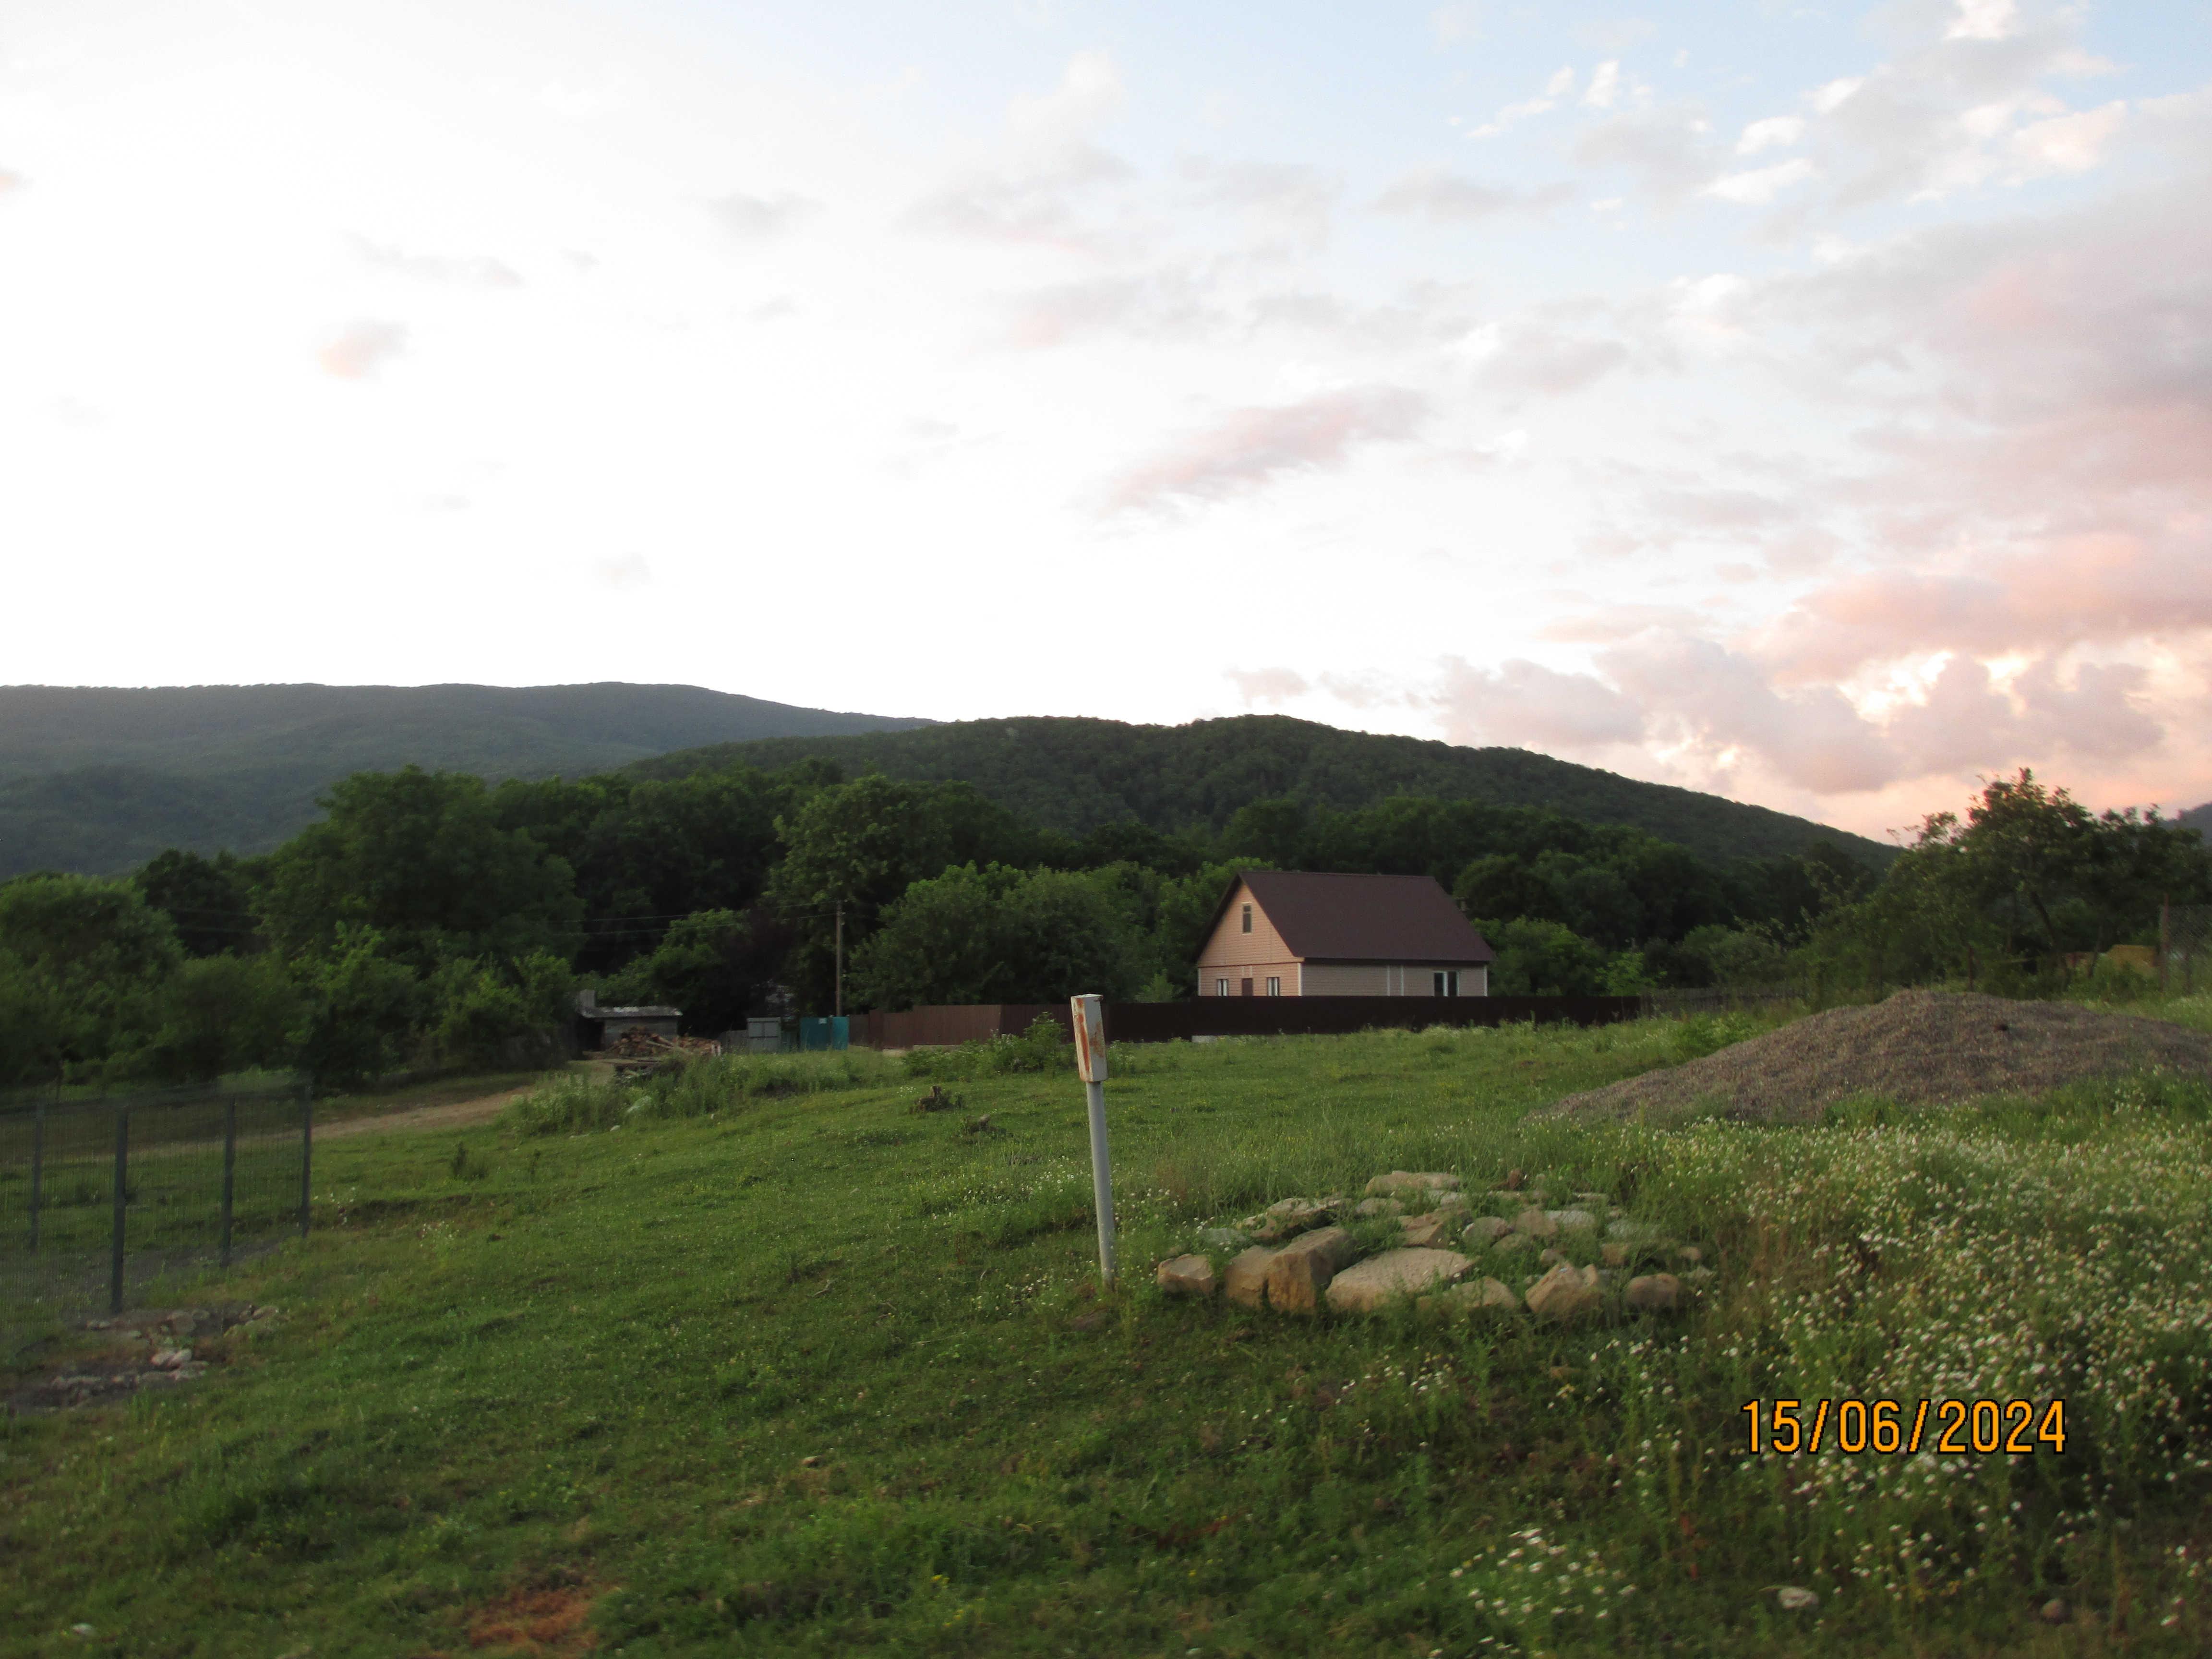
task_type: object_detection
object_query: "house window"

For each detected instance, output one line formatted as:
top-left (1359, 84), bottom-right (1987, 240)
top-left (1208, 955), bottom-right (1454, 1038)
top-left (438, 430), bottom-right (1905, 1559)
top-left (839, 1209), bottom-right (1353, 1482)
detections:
top-left (1240, 978), bottom-right (1254, 997)
top-left (1214, 978), bottom-right (1229, 998)
top-left (1240, 902), bottom-right (1253, 935)
top-left (1434, 970), bottom-right (1459, 997)
top-left (1265, 976), bottom-right (1281, 996)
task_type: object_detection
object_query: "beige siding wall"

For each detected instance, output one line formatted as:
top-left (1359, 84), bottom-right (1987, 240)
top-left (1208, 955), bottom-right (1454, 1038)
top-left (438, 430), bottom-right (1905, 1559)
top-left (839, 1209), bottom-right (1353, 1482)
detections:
top-left (1197, 962), bottom-right (1300, 995)
top-left (1196, 881), bottom-right (1299, 994)
top-left (1300, 962), bottom-right (1388, 996)
top-left (1301, 962), bottom-right (1491, 997)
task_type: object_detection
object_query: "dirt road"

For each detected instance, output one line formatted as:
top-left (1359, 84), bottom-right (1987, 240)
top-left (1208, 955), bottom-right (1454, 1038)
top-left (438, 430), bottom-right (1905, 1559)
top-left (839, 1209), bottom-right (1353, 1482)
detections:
top-left (314, 1085), bottom-right (535, 1140)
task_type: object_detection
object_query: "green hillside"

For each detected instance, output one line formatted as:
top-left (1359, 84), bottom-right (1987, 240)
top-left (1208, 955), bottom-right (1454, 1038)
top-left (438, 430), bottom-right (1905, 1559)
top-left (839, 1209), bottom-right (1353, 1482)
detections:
top-left (633, 714), bottom-right (1890, 869)
top-left (0, 684), bottom-right (931, 878)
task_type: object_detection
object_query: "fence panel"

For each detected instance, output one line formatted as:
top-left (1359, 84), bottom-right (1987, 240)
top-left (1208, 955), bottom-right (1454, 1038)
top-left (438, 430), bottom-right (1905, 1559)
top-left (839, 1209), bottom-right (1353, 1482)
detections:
top-left (2165, 905), bottom-right (2211, 995)
top-left (0, 1081), bottom-right (309, 1317)
top-left (855, 996), bottom-right (1644, 1048)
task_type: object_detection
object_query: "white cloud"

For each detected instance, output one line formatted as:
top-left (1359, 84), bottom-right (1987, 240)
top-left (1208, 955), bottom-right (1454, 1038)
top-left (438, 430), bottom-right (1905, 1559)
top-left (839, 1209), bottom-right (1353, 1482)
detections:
top-left (1702, 157), bottom-right (1816, 205)
top-left (1431, 4), bottom-right (1480, 46)
top-left (1810, 77), bottom-right (1863, 116)
top-left (1471, 67), bottom-right (1574, 136)
top-left (2011, 102), bottom-right (2126, 176)
top-left (594, 554), bottom-right (651, 589)
top-left (1947, 0), bottom-right (2019, 43)
top-left (1736, 116), bottom-right (1805, 155)
top-left (1584, 61), bottom-right (1621, 109)
top-left (708, 192), bottom-right (820, 240)
top-left (1009, 49), bottom-right (1124, 151)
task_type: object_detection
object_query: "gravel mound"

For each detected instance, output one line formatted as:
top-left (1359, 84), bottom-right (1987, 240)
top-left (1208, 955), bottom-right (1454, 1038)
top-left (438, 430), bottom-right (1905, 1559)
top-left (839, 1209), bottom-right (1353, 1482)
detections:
top-left (1548, 989), bottom-right (2212, 1123)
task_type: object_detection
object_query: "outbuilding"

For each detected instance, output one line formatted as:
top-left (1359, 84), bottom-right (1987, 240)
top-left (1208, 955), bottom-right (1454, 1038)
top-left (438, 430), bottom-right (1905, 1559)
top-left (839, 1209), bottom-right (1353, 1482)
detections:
top-left (576, 987), bottom-right (683, 1047)
top-left (1195, 870), bottom-right (1495, 998)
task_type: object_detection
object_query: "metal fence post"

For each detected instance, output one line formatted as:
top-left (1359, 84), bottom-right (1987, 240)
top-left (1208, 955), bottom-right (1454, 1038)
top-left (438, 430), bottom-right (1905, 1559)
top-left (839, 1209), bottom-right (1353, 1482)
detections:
top-left (109, 1103), bottom-right (129, 1316)
top-left (220, 1095), bottom-right (237, 1267)
top-left (28, 1098), bottom-right (44, 1254)
top-left (298, 1081), bottom-right (313, 1239)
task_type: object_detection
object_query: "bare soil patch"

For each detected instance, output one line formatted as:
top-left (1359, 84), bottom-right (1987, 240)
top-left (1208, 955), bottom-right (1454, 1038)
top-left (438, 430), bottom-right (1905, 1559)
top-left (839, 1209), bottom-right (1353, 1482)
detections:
top-left (1548, 989), bottom-right (2212, 1123)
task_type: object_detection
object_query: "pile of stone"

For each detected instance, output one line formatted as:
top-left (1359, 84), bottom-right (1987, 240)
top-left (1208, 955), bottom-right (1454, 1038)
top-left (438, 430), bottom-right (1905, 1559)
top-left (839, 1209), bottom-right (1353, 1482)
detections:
top-left (1154, 1170), bottom-right (1710, 1322)
top-left (11, 1303), bottom-right (281, 1414)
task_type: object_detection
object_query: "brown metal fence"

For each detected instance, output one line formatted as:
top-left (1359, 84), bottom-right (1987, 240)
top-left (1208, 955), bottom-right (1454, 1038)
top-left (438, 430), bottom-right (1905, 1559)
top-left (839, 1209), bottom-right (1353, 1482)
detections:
top-left (0, 1080), bottom-right (312, 1317)
top-left (858, 995), bottom-right (1643, 1048)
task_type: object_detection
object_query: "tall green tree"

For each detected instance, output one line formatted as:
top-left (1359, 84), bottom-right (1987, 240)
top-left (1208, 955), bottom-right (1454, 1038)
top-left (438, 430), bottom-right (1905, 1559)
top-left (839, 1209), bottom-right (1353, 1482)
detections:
top-left (0, 875), bottom-right (181, 1082)
top-left (260, 768), bottom-right (582, 971)
top-left (134, 848), bottom-right (257, 957)
top-left (850, 864), bottom-right (1147, 1010)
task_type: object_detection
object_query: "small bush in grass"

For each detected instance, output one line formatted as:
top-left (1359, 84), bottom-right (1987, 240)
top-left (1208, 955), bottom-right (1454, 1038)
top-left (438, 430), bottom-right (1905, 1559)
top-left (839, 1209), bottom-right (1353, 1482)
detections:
top-left (902, 1015), bottom-right (1074, 1081)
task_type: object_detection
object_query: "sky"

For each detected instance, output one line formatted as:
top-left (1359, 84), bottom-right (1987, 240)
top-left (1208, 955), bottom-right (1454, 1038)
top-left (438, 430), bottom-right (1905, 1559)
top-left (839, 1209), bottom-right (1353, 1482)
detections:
top-left (2, 0), bottom-right (2208, 839)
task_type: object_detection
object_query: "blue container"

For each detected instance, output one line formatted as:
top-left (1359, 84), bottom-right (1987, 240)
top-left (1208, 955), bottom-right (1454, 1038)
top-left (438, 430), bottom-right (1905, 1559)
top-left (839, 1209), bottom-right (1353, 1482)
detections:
top-left (798, 1016), bottom-right (849, 1052)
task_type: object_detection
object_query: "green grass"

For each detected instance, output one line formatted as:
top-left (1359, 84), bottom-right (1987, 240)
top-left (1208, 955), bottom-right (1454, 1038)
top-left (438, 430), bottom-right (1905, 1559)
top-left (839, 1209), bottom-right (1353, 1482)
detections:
top-left (4, 1009), bottom-right (2211, 1656)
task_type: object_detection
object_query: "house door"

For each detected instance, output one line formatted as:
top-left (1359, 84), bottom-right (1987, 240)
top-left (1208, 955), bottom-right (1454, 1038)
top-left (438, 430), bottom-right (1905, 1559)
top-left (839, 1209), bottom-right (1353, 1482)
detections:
top-left (1240, 977), bottom-right (1254, 997)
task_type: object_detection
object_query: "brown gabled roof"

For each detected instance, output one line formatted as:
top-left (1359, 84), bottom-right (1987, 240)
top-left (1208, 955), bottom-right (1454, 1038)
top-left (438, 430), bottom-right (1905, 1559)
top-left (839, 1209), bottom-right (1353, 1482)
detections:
top-left (1215, 871), bottom-right (1495, 964)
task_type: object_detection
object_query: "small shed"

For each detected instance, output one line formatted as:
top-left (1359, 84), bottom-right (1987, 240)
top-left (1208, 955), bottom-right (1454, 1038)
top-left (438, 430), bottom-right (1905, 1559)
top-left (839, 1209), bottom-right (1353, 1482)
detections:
top-left (1195, 870), bottom-right (1495, 998)
top-left (576, 987), bottom-right (683, 1048)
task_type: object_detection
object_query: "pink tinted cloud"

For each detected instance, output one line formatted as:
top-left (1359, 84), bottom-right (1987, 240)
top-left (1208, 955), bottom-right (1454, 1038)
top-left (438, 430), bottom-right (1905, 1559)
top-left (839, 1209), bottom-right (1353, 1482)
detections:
top-left (318, 320), bottom-right (408, 380)
top-left (1430, 656), bottom-right (1645, 752)
top-left (1758, 533), bottom-right (2212, 680)
top-left (1226, 666), bottom-right (1309, 707)
top-left (1101, 385), bottom-right (1425, 514)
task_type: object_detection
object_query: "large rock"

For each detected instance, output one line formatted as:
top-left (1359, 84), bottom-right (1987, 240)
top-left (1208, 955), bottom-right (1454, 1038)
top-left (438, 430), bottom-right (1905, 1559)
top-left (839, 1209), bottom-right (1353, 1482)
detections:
top-left (1155, 1255), bottom-right (1217, 1298)
top-left (1525, 1262), bottom-right (1603, 1322)
top-left (1363, 1171), bottom-right (1461, 1198)
top-left (1625, 1272), bottom-right (1682, 1311)
top-left (1418, 1277), bottom-right (1521, 1317)
top-left (1264, 1226), bottom-right (1358, 1314)
top-left (1354, 1196), bottom-right (1404, 1218)
top-left (1223, 1246), bottom-right (1278, 1308)
top-left (1547, 1208), bottom-right (1598, 1232)
top-left (1325, 1249), bottom-right (1473, 1313)
top-left (1430, 1192), bottom-right (1473, 1215)
top-left (1489, 1232), bottom-right (1538, 1257)
top-left (1398, 1213), bottom-right (1457, 1249)
top-left (1462, 1216), bottom-right (1514, 1245)
top-left (1513, 1207), bottom-right (1559, 1240)
top-left (1197, 1227), bottom-right (1247, 1253)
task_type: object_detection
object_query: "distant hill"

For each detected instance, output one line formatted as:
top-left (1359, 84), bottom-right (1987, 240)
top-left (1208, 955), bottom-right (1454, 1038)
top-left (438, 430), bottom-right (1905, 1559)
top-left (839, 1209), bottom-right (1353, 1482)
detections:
top-left (0, 683), bottom-right (932, 878)
top-left (632, 714), bottom-right (1892, 870)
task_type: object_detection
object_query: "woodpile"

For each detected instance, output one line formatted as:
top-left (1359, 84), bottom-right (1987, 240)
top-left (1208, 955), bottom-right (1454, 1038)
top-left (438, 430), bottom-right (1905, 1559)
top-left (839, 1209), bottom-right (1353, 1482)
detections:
top-left (601, 1029), bottom-right (721, 1064)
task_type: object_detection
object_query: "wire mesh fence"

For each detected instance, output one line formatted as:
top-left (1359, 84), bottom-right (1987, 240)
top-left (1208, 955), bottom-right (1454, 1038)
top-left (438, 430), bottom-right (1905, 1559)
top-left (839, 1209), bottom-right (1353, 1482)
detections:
top-left (2164, 904), bottom-right (2211, 995)
top-left (0, 1078), bottom-right (310, 1317)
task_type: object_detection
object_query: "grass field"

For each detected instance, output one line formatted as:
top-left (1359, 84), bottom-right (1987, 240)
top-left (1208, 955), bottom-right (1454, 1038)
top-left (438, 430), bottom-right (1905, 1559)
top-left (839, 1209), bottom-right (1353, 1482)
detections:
top-left (4, 1001), bottom-right (2212, 1656)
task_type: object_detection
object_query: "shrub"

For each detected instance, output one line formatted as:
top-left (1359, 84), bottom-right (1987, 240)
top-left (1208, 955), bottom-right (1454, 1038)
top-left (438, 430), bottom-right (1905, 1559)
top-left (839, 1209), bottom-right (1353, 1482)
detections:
top-left (901, 1015), bottom-right (1073, 1081)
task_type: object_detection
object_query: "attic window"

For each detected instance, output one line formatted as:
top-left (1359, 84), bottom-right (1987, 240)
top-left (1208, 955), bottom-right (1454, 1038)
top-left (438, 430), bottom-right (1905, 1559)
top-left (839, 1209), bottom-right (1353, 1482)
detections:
top-left (1240, 902), bottom-right (1252, 934)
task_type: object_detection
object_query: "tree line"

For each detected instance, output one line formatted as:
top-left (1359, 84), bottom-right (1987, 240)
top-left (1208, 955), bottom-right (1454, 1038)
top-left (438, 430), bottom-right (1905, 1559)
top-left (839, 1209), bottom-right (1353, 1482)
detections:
top-left (0, 757), bottom-right (2200, 1091)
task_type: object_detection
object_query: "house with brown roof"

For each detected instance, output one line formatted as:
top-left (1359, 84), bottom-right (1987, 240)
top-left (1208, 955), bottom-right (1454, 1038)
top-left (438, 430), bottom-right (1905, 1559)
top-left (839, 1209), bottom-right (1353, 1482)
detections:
top-left (1194, 871), bottom-right (1496, 998)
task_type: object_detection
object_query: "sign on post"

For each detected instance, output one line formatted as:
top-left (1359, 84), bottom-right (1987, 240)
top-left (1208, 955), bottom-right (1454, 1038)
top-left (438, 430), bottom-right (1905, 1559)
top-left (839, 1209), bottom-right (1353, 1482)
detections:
top-left (1070, 994), bottom-right (1117, 1286)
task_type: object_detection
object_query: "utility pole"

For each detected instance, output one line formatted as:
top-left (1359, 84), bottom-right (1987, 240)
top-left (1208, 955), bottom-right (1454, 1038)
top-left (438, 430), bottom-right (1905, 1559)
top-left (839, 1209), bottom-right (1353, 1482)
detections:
top-left (834, 901), bottom-right (844, 1018)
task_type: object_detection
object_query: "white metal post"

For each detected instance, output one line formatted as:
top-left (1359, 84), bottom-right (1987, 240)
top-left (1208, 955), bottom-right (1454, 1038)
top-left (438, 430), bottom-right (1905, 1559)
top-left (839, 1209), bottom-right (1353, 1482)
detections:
top-left (1070, 994), bottom-right (1116, 1286)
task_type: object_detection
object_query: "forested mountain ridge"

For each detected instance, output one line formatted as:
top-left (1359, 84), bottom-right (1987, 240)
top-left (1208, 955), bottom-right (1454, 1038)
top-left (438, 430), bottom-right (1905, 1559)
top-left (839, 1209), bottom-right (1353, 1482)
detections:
top-left (631, 714), bottom-right (1891, 870)
top-left (0, 683), bottom-right (932, 878)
